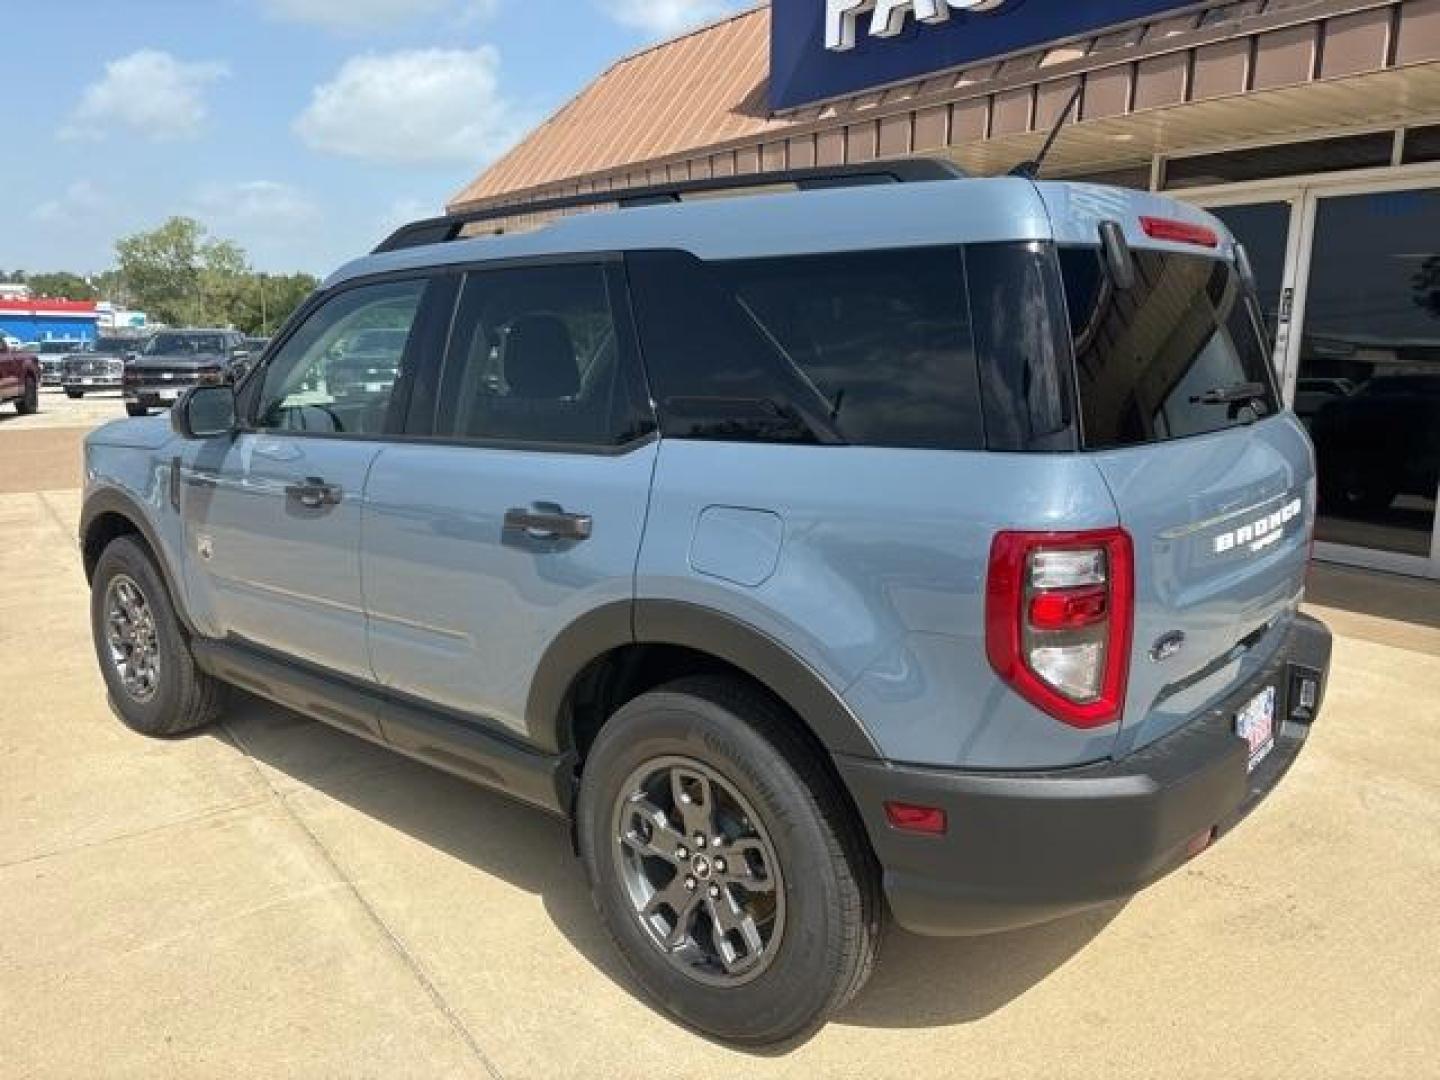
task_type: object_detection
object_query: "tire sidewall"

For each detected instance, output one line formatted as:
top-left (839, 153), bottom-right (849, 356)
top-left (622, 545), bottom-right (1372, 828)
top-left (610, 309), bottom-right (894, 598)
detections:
top-left (578, 686), bottom-right (858, 1043)
top-left (90, 537), bottom-right (191, 736)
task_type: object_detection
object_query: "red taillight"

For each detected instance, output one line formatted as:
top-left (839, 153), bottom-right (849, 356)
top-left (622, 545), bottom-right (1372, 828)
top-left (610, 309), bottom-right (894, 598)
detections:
top-left (986, 528), bottom-right (1134, 730)
top-left (1139, 215), bottom-right (1219, 249)
top-left (1028, 584), bottom-right (1108, 631)
top-left (884, 802), bottom-right (947, 836)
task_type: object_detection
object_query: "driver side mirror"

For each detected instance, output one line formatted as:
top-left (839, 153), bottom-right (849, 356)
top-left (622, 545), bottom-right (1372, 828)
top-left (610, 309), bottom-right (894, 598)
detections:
top-left (172, 385), bottom-right (237, 440)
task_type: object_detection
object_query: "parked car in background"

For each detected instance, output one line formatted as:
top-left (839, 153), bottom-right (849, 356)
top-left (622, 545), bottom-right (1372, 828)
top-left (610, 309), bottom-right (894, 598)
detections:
top-left (36, 339), bottom-right (87, 386)
top-left (242, 336), bottom-right (271, 357)
top-left (326, 327), bottom-right (408, 401)
top-left (1293, 376), bottom-right (1357, 423)
top-left (122, 329), bottom-right (252, 417)
top-left (0, 338), bottom-right (40, 415)
top-left (1311, 373), bottom-right (1440, 514)
top-left (62, 336), bottom-right (141, 398)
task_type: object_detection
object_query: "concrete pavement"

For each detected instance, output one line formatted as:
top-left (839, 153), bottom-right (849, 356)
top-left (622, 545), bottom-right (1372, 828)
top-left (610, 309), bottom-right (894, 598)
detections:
top-left (1, 414), bottom-right (1438, 1078)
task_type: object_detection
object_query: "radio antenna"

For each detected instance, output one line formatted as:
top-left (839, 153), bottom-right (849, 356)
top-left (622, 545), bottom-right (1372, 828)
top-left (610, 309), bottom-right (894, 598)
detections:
top-left (1009, 82), bottom-right (1083, 180)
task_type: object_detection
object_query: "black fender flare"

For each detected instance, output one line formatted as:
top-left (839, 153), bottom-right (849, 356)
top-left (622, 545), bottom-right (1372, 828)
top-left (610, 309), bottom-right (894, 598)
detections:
top-left (80, 484), bottom-right (196, 635)
top-left (524, 599), bottom-right (881, 759)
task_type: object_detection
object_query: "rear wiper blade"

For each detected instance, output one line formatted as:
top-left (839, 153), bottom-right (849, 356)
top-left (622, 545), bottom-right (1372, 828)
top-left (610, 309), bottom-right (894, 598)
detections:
top-left (1190, 381), bottom-right (1269, 405)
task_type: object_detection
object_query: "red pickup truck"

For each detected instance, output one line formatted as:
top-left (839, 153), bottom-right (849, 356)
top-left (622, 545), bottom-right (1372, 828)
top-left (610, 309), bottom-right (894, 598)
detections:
top-left (1, 340), bottom-right (41, 415)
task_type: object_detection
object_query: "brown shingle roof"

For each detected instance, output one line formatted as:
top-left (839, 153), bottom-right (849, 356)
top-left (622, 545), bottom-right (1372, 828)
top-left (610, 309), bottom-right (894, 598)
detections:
top-left (452, 5), bottom-right (779, 208)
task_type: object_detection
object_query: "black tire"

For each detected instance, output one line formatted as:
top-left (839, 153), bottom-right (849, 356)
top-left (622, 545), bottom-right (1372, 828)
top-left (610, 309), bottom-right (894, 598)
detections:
top-left (90, 535), bottom-right (226, 737)
top-left (16, 376), bottom-right (38, 415)
top-left (125, 402), bottom-right (149, 417)
top-left (577, 675), bottom-right (880, 1045)
top-left (65, 388), bottom-right (85, 399)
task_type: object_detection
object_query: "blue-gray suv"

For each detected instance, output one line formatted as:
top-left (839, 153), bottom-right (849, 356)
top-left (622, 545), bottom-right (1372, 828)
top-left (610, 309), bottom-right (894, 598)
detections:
top-left (80, 162), bottom-right (1332, 1044)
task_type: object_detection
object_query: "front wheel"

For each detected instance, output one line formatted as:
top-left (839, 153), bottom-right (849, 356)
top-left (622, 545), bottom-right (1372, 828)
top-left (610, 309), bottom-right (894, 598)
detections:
top-left (90, 536), bottom-right (226, 736)
top-left (577, 676), bottom-right (880, 1045)
top-left (65, 388), bottom-right (85, 399)
top-left (16, 376), bottom-right (38, 415)
top-left (125, 402), bottom-right (150, 418)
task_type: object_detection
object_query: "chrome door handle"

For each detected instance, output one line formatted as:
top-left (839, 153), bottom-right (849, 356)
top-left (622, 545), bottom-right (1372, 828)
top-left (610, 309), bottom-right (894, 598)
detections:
top-left (504, 506), bottom-right (593, 540)
top-left (285, 476), bottom-right (343, 509)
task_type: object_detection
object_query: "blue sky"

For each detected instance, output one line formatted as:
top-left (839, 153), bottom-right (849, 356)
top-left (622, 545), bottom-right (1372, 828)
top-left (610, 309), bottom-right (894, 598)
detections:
top-left (4, 0), bottom-right (752, 277)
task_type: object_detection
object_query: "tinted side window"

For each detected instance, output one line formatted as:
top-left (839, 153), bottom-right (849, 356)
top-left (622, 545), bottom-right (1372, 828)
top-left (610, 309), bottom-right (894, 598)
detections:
top-left (629, 248), bottom-right (985, 451)
top-left (968, 242), bottom-right (1075, 452)
top-left (434, 264), bottom-right (647, 448)
top-left (255, 278), bottom-right (427, 435)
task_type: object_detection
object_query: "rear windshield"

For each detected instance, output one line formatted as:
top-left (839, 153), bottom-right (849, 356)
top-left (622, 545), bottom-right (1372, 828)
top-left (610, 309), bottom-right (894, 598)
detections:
top-left (1060, 247), bottom-right (1279, 450)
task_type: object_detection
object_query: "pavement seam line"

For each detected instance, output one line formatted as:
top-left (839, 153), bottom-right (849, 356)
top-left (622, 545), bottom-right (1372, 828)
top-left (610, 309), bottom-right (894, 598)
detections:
top-left (0, 795), bottom-right (275, 872)
top-left (220, 719), bottom-right (506, 1080)
top-left (36, 489), bottom-right (78, 548)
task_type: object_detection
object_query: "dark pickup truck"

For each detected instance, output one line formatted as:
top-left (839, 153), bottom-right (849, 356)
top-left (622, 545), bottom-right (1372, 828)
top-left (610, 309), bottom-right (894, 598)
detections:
top-left (0, 339), bottom-right (41, 415)
top-left (123, 329), bottom-right (253, 417)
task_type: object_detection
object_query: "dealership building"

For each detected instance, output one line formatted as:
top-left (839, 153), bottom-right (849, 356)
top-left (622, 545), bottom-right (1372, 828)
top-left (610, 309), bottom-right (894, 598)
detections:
top-left (451, 0), bottom-right (1440, 578)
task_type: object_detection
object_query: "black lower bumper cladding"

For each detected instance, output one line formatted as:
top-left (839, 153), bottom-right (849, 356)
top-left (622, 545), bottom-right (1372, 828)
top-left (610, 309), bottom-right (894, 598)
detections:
top-left (838, 613), bottom-right (1333, 936)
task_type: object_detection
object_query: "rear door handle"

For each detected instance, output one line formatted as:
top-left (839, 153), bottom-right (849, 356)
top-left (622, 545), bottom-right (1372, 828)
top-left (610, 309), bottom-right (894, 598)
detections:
top-left (285, 476), bottom-right (343, 509)
top-left (504, 506), bottom-right (593, 541)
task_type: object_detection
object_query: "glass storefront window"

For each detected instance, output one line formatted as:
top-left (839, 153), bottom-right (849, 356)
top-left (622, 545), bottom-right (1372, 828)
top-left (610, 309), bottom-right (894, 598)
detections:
top-left (1301, 189), bottom-right (1440, 559)
top-left (1209, 202), bottom-right (1291, 353)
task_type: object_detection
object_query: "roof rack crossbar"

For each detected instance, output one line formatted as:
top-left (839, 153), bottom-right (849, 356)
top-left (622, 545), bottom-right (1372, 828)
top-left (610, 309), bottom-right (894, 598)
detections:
top-left (373, 158), bottom-right (967, 254)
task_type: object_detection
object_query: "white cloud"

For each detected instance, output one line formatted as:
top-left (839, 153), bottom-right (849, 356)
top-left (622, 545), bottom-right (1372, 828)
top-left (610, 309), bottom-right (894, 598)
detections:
top-left (189, 181), bottom-right (321, 233)
top-left (294, 47), bottom-right (524, 166)
top-left (379, 197), bottom-right (438, 233)
top-left (261, 0), bottom-right (497, 30)
top-left (596, 0), bottom-right (747, 37)
top-left (63, 50), bottom-right (228, 142)
top-left (33, 181), bottom-right (108, 225)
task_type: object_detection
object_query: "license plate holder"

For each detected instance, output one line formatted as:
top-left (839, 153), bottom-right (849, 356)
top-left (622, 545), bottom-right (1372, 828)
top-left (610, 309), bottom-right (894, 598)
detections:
top-left (1236, 686), bottom-right (1277, 772)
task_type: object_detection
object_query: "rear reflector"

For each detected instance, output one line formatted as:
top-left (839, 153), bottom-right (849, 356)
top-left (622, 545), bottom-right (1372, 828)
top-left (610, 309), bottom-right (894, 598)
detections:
top-left (884, 802), bottom-right (947, 836)
top-left (1139, 216), bottom-right (1219, 249)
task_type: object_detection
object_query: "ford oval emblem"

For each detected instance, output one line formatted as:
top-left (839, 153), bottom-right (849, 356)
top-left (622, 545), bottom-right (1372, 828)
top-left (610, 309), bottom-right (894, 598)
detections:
top-left (1150, 632), bottom-right (1186, 663)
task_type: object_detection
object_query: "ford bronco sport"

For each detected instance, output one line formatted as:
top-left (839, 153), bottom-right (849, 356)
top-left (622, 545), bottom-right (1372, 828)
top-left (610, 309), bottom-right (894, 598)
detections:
top-left (80, 162), bottom-right (1332, 1044)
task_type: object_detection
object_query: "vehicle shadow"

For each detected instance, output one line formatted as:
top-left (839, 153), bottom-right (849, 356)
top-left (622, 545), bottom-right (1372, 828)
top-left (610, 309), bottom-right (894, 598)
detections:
top-left (218, 693), bottom-right (1121, 1042)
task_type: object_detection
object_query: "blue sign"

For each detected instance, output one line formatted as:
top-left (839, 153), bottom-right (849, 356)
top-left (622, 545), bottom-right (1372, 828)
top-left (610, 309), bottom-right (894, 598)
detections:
top-left (771, 0), bottom-right (1200, 110)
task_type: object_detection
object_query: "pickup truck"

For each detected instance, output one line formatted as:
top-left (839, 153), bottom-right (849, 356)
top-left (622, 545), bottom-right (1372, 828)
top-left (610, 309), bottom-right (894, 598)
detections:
top-left (0, 339), bottom-right (40, 415)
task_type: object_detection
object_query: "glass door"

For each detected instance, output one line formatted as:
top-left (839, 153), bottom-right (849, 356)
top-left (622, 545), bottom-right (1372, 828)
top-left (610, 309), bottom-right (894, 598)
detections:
top-left (1297, 185), bottom-right (1440, 575)
top-left (1188, 183), bottom-right (1440, 577)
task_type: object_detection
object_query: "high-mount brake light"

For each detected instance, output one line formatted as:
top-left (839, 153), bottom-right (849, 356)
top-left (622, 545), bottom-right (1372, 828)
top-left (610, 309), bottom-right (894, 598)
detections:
top-left (1139, 216), bottom-right (1220, 249)
top-left (986, 528), bottom-right (1134, 730)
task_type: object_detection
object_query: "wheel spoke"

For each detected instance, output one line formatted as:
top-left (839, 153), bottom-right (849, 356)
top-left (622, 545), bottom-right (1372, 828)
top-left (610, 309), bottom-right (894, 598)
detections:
top-left (620, 796), bottom-right (688, 865)
top-left (642, 873), bottom-right (705, 949)
top-left (670, 766), bottom-right (716, 840)
top-left (721, 838), bottom-right (777, 893)
top-left (707, 887), bottom-right (765, 974)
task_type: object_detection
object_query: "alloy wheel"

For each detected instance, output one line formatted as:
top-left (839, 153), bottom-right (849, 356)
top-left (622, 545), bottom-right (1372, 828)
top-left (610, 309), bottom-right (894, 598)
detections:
top-left (104, 574), bottom-right (161, 703)
top-left (612, 756), bottom-right (785, 987)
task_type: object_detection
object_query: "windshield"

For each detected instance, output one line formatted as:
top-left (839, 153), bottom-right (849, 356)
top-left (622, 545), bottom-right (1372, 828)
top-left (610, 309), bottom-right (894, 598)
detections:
top-left (38, 341), bottom-right (83, 354)
top-left (94, 338), bottom-right (133, 354)
top-left (144, 332), bottom-right (227, 356)
top-left (1060, 248), bottom-right (1280, 450)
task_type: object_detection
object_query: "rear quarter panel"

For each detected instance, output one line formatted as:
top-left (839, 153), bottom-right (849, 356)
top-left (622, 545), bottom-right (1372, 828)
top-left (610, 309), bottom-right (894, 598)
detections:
top-left (637, 441), bottom-right (1124, 769)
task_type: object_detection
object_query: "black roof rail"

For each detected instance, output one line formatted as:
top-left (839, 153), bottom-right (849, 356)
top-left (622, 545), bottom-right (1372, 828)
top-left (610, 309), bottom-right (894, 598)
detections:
top-left (373, 157), bottom-right (967, 254)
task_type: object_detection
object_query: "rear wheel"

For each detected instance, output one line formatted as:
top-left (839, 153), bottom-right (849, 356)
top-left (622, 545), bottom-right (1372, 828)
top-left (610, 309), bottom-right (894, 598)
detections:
top-left (16, 376), bottom-right (38, 415)
top-left (577, 675), bottom-right (880, 1045)
top-left (125, 402), bottom-right (150, 418)
top-left (90, 536), bottom-right (225, 737)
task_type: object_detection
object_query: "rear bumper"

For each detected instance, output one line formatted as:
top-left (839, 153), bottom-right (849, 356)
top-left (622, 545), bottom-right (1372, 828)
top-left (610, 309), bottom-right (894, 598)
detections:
top-left (837, 613), bottom-right (1332, 936)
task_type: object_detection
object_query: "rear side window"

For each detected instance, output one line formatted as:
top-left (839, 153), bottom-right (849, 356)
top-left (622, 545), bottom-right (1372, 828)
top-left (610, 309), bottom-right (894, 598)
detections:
top-left (433, 264), bottom-right (650, 448)
top-left (628, 248), bottom-right (985, 451)
top-left (1061, 247), bottom-right (1279, 450)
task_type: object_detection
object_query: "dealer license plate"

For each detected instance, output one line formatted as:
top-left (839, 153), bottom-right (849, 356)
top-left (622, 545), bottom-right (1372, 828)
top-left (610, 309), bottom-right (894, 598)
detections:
top-left (1236, 686), bottom-right (1277, 772)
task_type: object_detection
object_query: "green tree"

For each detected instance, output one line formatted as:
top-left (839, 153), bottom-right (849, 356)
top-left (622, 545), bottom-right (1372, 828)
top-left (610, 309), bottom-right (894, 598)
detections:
top-left (25, 271), bottom-right (99, 301)
top-left (114, 217), bottom-right (256, 327)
